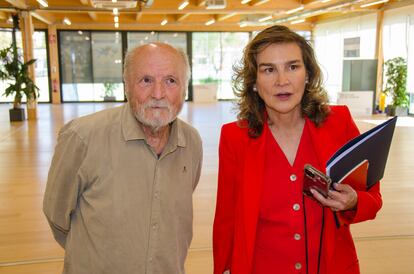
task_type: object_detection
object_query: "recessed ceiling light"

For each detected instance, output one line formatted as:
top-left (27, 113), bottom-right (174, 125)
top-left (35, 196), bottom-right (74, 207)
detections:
top-left (178, 1), bottom-right (189, 10)
top-left (290, 19), bottom-right (305, 25)
top-left (360, 0), bottom-right (389, 8)
top-left (286, 5), bottom-right (304, 15)
top-left (36, 0), bottom-right (48, 8)
top-left (63, 17), bottom-right (71, 25)
top-left (205, 19), bottom-right (215, 26)
top-left (258, 15), bottom-right (273, 22)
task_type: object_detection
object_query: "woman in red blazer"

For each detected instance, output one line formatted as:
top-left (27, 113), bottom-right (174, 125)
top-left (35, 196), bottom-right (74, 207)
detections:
top-left (213, 25), bottom-right (382, 274)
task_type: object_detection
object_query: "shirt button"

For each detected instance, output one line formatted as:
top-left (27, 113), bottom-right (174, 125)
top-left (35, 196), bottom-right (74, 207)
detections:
top-left (290, 174), bottom-right (297, 182)
top-left (295, 262), bottom-right (302, 270)
top-left (294, 233), bottom-right (301, 240)
top-left (152, 223), bottom-right (157, 229)
top-left (149, 257), bottom-right (153, 262)
top-left (293, 203), bottom-right (301, 211)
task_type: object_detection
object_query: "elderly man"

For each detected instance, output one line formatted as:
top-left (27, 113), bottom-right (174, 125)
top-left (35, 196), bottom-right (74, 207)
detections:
top-left (43, 43), bottom-right (203, 274)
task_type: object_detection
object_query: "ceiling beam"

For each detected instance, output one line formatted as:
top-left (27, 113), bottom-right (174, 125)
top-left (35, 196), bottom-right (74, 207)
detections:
top-left (217, 12), bottom-right (237, 21)
top-left (176, 13), bottom-right (191, 22)
top-left (80, 0), bottom-right (90, 5)
top-left (37, 7), bottom-right (284, 15)
top-left (0, 11), bottom-right (8, 20)
top-left (88, 12), bottom-right (98, 21)
top-left (5, 0), bottom-right (27, 9)
top-left (250, 0), bottom-right (271, 6)
top-left (31, 11), bottom-right (54, 25)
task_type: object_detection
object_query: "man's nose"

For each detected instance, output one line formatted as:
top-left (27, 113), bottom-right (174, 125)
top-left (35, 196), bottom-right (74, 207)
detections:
top-left (151, 82), bottom-right (165, 99)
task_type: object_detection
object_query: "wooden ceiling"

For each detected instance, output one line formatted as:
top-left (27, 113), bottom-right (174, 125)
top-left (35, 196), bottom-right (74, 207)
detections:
top-left (0, 0), bottom-right (410, 32)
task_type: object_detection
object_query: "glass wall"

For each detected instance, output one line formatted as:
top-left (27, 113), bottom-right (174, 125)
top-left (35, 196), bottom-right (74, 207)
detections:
top-left (33, 31), bottom-right (50, 102)
top-left (59, 30), bottom-right (253, 102)
top-left (91, 32), bottom-right (123, 101)
top-left (192, 32), bottom-right (249, 100)
top-left (383, 5), bottom-right (414, 114)
top-left (60, 31), bottom-right (187, 102)
top-left (60, 31), bottom-right (124, 102)
top-left (127, 31), bottom-right (187, 52)
top-left (0, 29), bottom-right (50, 103)
top-left (0, 30), bottom-right (12, 103)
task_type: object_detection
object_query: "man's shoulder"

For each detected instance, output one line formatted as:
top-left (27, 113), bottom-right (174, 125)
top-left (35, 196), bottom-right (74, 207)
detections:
top-left (177, 118), bottom-right (202, 144)
top-left (60, 105), bottom-right (124, 139)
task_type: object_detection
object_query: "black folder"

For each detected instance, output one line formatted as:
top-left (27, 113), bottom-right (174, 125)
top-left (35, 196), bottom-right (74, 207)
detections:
top-left (326, 116), bottom-right (397, 190)
top-left (325, 116), bottom-right (397, 227)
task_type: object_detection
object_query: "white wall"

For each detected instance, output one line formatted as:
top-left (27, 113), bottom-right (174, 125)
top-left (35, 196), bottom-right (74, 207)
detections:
top-left (313, 5), bottom-right (414, 113)
top-left (314, 14), bottom-right (377, 103)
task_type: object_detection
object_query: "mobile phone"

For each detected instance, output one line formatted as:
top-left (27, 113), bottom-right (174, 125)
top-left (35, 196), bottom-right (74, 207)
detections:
top-left (303, 164), bottom-right (332, 198)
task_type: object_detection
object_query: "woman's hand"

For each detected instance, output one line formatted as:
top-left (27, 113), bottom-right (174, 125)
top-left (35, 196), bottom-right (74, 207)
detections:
top-left (310, 183), bottom-right (358, 212)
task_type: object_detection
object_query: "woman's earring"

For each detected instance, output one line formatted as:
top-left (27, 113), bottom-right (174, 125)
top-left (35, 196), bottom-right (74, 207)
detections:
top-left (253, 85), bottom-right (258, 92)
top-left (305, 77), bottom-right (309, 84)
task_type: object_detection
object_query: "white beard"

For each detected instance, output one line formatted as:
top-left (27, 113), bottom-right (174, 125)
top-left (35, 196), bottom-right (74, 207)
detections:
top-left (133, 99), bottom-right (182, 132)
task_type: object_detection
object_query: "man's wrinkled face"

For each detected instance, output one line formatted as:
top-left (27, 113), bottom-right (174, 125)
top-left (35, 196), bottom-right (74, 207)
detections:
top-left (125, 44), bottom-right (186, 132)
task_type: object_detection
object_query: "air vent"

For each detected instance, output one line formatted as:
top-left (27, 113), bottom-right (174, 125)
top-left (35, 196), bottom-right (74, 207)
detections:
top-left (92, 0), bottom-right (138, 9)
top-left (205, 0), bottom-right (227, 9)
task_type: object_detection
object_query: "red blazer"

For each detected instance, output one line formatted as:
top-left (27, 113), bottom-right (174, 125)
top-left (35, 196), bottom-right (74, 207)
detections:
top-left (213, 106), bottom-right (382, 274)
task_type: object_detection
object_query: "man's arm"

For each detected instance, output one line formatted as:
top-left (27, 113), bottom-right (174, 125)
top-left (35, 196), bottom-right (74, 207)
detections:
top-left (193, 134), bottom-right (203, 191)
top-left (43, 123), bottom-right (87, 248)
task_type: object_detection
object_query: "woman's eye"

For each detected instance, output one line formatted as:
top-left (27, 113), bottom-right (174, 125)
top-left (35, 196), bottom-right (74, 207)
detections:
top-left (289, 64), bottom-right (298, 71)
top-left (264, 67), bottom-right (274, 73)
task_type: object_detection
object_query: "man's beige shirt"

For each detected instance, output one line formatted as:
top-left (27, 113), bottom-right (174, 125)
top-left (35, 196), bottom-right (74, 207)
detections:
top-left (43, 104), bottom-right (203, 274)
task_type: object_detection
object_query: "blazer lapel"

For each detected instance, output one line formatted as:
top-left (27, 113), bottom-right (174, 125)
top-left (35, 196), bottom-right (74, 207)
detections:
top-left (306, 118), bottom-right (342, 272)
top-left (242, 125), bottom-right (267, 272)
top-left (306, 118), bottom-right (334, 173)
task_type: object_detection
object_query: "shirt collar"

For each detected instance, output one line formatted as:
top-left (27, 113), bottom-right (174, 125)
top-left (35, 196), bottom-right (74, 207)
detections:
top-left (121, 103), bottom-right (186, 147)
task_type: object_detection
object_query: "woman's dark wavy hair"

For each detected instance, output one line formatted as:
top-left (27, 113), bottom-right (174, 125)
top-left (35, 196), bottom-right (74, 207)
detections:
top-left (233, 25), bottom-right (330, 138)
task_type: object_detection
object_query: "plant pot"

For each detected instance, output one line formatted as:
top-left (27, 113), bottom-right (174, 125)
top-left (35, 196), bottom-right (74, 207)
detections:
top-left (386, 105), bottom-right (408, 116)
top-left (9, 108), bottom-right (25, 121)
top-left (395, 106), bottom-right (408, 116)
top-left (103, 96), bottom-right (116, 102)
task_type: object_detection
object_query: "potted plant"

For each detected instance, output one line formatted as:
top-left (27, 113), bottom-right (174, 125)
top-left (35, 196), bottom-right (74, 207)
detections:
top-left (383, 57), bottom-right (409, 116)
top-left (103, 82), bottom-right (117, 101)
top-left (0, 15), bottom-right (39, 121)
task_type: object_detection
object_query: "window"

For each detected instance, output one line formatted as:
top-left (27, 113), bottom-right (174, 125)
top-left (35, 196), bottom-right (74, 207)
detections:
top-left (1, 29), bottom-right (50, 103)
top-left (60, 31), bottom-right (93, 101)
top-left (344, 37), bottom-right (360, 58)
top-left (127, 32), bottom-right (187, 52)
top-left (192, 32), bottom-right (249, 100)
top-left (60, 31), bottom-right (124, 102)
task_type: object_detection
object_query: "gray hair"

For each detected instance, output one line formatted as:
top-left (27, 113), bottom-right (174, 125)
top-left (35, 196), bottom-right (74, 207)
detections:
top-left (123, 43), bottom-right (191, 96)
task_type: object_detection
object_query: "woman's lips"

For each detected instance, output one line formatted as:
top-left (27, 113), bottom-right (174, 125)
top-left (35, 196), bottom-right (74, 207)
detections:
top-left (276, 92), bottom-right (292, 100)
